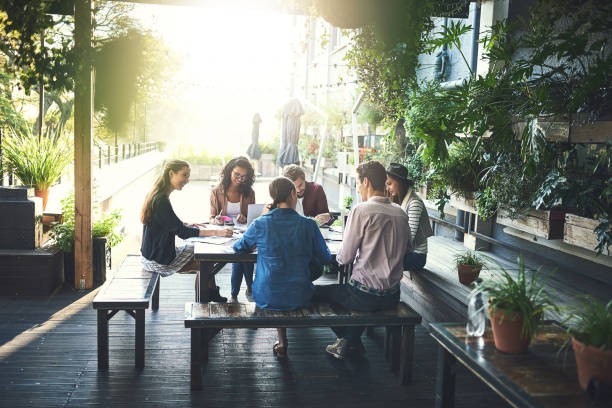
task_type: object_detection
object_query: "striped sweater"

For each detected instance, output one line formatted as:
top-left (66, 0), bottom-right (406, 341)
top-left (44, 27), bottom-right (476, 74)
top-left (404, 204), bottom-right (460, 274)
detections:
top-left (401, 190), bottom-right (428, 254)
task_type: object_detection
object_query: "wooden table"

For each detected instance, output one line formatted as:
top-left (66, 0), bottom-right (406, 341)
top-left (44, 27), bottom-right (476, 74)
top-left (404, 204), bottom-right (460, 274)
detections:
top-left (429, 322), bottom-right (590, 408)
top-left (194, 228), bottom-right (343, 302)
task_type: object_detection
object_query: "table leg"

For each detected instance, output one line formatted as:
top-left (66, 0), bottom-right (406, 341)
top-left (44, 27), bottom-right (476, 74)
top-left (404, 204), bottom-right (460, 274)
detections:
top-left (198, 261), bottom-right (212, 302)
top-left (191, 328), bottom-right (203, 390)
top-left (135, 309), bottom-right (145, 369)
top-left (97, 310), bottom-right (109, 370)
top-left (399, 325), bottom-right (415, 385)
top-left (389, 326), bottom-right (401, 373)
top-left (435, 345), bottom-right (456, 408)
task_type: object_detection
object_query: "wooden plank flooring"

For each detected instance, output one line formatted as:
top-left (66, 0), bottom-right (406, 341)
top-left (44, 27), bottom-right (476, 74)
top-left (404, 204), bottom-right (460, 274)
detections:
top-left (0, 258), bottom-right (509, 407)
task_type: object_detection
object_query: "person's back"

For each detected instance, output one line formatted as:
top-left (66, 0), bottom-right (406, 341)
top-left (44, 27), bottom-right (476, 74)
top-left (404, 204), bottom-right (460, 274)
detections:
top-left (240, 208), bottom-right (329, 310)
top-left (233, 177), bottom-right (331, 357)
top-left (339, 196), bottom-right (409, 291)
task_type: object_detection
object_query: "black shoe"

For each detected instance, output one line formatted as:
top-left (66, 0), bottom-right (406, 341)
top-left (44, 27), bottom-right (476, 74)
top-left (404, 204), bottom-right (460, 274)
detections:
top-left (209, 286), bottom-right (227, 303)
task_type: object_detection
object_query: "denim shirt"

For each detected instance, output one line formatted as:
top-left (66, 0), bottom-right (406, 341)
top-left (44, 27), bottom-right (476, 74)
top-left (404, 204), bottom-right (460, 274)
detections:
top-left (233, 208), bottom-right (332, 310)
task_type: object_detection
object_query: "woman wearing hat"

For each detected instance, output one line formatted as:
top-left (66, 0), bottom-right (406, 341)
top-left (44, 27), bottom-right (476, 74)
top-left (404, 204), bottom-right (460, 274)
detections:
top-left (385, 163), bottom-right (433, 270)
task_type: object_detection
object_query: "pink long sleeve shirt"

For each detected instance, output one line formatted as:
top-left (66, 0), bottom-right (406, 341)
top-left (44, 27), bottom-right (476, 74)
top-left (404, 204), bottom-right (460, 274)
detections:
top-left (337, 196), bottom-right (412, 290)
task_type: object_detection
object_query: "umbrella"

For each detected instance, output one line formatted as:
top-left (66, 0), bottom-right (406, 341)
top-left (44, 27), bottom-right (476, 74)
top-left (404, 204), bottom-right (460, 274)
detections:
top-left (246, 113), bottom-right (262, 160)
top-left (277, 98), bottom-right (304, 167)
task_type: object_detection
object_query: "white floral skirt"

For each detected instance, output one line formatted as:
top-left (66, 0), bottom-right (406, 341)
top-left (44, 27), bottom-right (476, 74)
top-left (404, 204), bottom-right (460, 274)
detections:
top-left (141, 242), bottom-right (194, 277)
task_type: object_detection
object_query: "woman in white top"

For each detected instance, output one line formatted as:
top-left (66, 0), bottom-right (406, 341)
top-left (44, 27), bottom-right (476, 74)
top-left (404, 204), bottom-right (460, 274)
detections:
top-left (385, 163), bottom-right (433, 271)
top-left (210, 157), bottom-right (256, 302)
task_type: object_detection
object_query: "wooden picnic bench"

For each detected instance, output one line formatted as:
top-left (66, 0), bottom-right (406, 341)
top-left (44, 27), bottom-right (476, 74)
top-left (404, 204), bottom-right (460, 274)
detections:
top-left (184, 301), bottom-right (422, 390)
top-left (93, 256), bottom-right (160, 370)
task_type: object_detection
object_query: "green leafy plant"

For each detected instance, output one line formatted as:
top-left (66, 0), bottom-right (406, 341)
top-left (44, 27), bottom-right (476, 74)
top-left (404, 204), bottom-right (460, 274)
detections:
top-left (343, 195), bottom-right (353, 211)
top-left (564, 296), bottom-right (612, 350)
top-left (2, 130), bottom-right (73, 190)
top-left (478, 255), bottom-right (558, 340)
top-left (453, 250), bottom-right (485, 268)
top-left (50, 191), bottom-right (124, 253)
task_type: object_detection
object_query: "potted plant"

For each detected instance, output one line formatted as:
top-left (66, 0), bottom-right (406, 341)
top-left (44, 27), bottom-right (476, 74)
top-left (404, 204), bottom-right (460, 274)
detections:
top-left (453, 250), bottom-right (485, 286)
top-left (341, 195), bottom-right (353, 228)
top-left (478, 255), bottom-right (558, 354)
top-left (2, 130), bottom-right (73, 210)
top-left (564, 296), bottom-right (612, 391)
top-left (50, 191), bottom-right (124, 285)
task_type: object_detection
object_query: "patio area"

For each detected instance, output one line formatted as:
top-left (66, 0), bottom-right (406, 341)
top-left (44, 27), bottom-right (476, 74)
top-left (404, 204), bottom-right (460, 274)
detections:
top-left (0, 262), bottom-right (508, 408)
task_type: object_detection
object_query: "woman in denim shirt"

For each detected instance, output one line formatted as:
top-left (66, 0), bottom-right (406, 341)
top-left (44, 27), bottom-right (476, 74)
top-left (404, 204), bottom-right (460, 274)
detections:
top-left (233, 177), bottom-right (331, 357)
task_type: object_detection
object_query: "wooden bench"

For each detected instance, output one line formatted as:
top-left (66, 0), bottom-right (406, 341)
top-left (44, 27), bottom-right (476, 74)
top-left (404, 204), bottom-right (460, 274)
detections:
top-left (93, 257), bottom-right (160, 370)
top-left (184, 301), bottom-right (422, 390)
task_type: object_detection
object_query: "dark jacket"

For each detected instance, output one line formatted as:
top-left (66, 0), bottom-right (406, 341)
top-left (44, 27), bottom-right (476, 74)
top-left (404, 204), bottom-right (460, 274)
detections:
top-left (141, 195), bottom-right (199, 265)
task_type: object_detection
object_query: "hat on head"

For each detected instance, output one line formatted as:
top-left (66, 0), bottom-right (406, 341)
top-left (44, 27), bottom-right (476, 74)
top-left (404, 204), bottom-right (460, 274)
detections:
top-left (386, 162), bottom-right (409, 181)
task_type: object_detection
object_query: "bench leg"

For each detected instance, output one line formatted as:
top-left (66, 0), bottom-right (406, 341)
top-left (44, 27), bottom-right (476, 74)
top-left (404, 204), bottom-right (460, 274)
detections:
top-left (389, 326), bottom-right (401, 373)
top-left (135, 309), bottom-right (145, 369)
top-left (399, 325), bottom-right (415, 385)
top-left (97, 310), bottom-right (109, 370)
top-left (201, 329), bottom-right (209, 363)
top-left (435, 345), bottom-right (456, 408)
top-left (152, 277), bottom-right (160, 311)
top-left (384, 326), bottom-right (391, 361)
top-left (191, 328), bottom-right (203, 390)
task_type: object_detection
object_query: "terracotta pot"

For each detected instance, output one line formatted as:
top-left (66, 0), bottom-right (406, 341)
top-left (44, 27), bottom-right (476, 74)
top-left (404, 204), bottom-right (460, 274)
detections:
top-left (489, 306), bottom-right (531, 354)
top-left (457, 264), bottom-right (481, 285)
top-left (572, 337), bottom-right (612, 391)
top-left (35, 189), bottom-right (50, 211)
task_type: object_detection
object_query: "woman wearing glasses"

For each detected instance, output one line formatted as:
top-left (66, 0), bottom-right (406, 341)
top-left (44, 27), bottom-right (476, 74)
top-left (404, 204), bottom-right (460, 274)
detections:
top-left (210, 156), bottom-right (256, 302)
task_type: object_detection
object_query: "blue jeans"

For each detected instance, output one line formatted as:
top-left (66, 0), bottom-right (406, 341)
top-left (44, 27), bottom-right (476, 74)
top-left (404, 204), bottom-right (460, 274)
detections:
top-left (404, 252), bottom-right (427, 271)
top-left (231, 263), bottom-right (254, 297)
top-left (312, 283), bottom-right (399, 346)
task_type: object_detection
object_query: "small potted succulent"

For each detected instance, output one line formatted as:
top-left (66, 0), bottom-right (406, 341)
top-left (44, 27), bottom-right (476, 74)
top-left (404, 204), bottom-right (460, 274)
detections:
top-left (478, 255), bottom-right (557, 354)
top-left (454, 250), bottom-right (485, 286)
top-left (564, 296), bottom-right (612, 391)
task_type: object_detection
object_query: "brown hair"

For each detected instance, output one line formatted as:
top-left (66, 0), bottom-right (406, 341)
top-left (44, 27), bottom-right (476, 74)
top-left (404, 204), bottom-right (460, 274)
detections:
top-left (219, 156), bottom-right (255, 196)
top-left (282, 164), bottom-right (306, 182)
top-left (140, 159), bottom-right (189, 225)
top-left (357, 161), bottom-right (387, 192)
top-left (268, 177), bottom-right (296, 210)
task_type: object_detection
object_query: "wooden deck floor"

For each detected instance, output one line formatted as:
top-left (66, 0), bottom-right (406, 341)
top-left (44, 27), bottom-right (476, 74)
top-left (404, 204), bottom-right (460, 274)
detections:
top-left (0, 259), bottom-right (509, 408)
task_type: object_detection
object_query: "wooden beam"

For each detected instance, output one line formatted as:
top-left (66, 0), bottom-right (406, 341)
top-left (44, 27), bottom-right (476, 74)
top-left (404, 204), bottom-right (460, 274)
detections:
top-left (74, 0), bottom-right (93, 289)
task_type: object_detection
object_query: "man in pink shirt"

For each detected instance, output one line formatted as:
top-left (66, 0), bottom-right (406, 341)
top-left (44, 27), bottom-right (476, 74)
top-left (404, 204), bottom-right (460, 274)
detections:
top-left (312, 161), bottom-right (412, 359)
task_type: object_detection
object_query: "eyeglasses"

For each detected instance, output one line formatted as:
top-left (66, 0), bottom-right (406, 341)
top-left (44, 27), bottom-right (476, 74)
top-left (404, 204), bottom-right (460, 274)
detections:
top-left (232, 171), bottom-right (247, 181)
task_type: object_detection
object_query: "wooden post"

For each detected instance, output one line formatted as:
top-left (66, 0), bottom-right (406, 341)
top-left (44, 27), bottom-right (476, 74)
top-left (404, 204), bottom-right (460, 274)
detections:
top-left (74, 0), bottom-right (93, 289)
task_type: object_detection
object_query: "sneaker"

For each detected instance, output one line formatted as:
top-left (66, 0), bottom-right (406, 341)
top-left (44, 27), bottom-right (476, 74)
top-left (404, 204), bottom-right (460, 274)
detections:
top-left (229, 296), bottom-right (238, 303)
top-left (326, 338), bottom-right (348, 360)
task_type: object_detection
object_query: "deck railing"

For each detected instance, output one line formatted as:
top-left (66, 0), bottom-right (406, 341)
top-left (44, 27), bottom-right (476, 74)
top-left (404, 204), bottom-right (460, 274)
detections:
top-left (0, 141), bottom-right (159, 186)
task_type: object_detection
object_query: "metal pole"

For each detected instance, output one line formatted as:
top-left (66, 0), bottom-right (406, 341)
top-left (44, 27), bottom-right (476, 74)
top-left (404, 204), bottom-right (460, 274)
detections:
top-left (38, 28), bottom-right (44, 141)
top-left (351, 91), bottom-right (365, 168)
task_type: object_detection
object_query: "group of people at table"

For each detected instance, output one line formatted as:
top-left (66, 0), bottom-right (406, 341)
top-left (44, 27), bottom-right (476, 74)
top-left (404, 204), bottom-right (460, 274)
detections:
top-left (140, 156), bottom-right (432, 359)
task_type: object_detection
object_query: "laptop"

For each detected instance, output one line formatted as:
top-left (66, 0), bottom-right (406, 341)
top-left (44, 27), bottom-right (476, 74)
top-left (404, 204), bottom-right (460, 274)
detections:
top-left (246, 204), bottom-right (266, 226)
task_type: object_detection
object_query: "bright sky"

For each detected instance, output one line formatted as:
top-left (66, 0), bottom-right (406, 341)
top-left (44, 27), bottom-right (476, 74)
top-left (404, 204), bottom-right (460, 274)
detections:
top-left (132, 3), bottom-right (298, 155)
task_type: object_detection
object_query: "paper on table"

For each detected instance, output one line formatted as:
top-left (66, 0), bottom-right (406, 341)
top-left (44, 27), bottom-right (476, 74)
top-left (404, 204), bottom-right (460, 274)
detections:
top-left (187, 236), bottom-right (235, 245)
